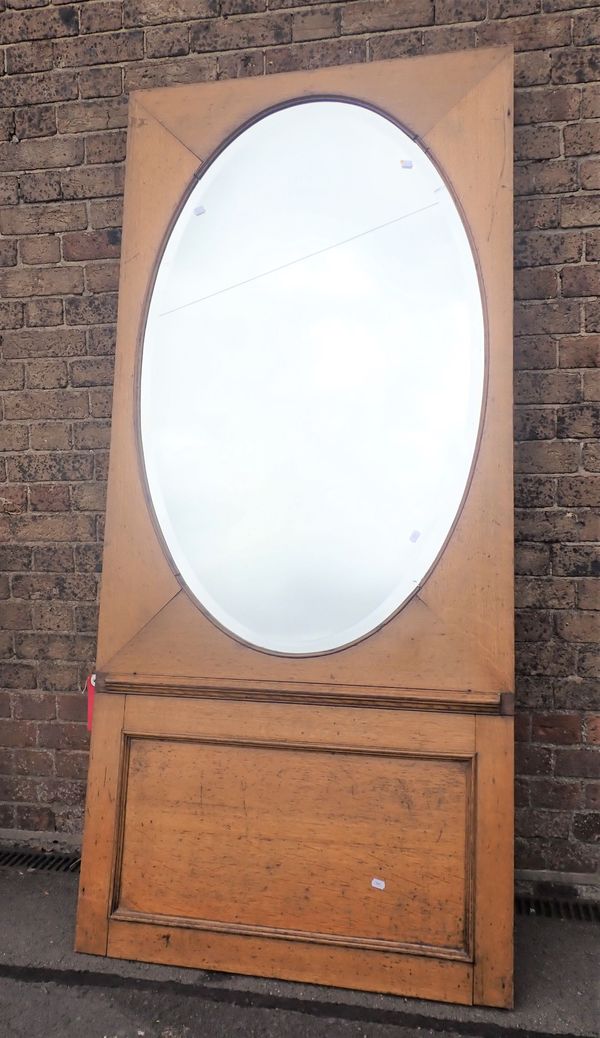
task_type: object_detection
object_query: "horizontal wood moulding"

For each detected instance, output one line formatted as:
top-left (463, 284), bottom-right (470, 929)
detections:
top-left (97, 673), bottom-right (513, 715)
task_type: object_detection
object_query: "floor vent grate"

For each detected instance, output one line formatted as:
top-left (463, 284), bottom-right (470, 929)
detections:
top-left (515, 894), bottom-right (600, 923)
top-left (0, 846), bottom-right (80, 874)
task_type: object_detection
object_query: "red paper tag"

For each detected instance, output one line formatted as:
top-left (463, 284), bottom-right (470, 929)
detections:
top-left (86, 673), bottom-right (96, 731)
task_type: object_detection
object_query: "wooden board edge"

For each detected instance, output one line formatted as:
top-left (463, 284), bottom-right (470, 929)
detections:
top-left (473, 715), bottom-right (514, 1008)
top-left (75, 692), bottom-right (126, 955)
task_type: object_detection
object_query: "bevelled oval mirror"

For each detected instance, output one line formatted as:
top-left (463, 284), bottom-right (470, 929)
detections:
top-left (140, 99), bottom-right (485, 655)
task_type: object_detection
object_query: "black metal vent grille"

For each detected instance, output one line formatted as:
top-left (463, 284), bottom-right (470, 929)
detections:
top-left (0, 846), bottom-right (80, 873)
top-left (515, 894), bottom-right (599, 923)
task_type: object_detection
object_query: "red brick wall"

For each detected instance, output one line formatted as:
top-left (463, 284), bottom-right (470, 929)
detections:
top-left (0, 0), bottom-right (598, 876)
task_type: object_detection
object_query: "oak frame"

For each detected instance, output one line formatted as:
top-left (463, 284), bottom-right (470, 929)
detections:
top-left (76, 47), bottom-right (514, 1008)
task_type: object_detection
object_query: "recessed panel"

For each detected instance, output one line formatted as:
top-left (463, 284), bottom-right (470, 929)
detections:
top-left (117, 738), bottom-right (472, 955)
top-left (140, 100), bottom-right (485, 655)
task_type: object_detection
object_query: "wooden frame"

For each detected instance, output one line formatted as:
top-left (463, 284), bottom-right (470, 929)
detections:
top-left (76, 46), bottom-right (514, 1008)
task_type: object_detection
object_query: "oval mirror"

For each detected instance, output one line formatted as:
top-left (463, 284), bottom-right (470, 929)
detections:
top-left (140, 99), bottom-right (485, 656)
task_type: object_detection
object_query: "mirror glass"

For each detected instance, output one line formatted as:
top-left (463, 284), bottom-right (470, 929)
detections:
top-left (140, 100), bottom-right (485, 655)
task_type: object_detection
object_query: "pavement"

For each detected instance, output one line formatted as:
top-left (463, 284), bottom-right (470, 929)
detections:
top-left (0, 865), bottom-right (598, 1038)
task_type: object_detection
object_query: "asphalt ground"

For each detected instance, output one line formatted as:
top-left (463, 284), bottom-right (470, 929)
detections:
top-left (0, 867), bottom-right (598, 1038)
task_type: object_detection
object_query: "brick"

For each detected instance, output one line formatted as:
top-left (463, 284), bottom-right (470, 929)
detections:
top-left (515, 86), bottom-right (581, 126)
top-left (529, 780), bottom-right (582, 811)
top-left (514, 475), bottom-right (555, 508)
top-left (582, 369), bottom-right (599, 401)
top-left (0, 486), bottom-right (27, 513)
top-left (555, 677), bottom-right (599, 711)
top-left (1, 602), bottom-right (32, 631)
top-left (479, 13), bottom-right (571, 50)
top-left (61, 164), bottom-right (124, 200)
top-left (516, 641), bottom-right (577, 677)
top-left (65, 294), bottom-right (118, 326)
top-left (37, 662), bottom-right (79, 692)
top-left (79, 65), bottom-right (123, 99)
top-left (55, 750), bottom-right (89, 779)
top-left (20, 235), bottom-right (61, 265)
top-left (0, 71), bottom-right (78, 109)
top-left (514, 267), bottom-right (558, 299)
top-left (532, 714), bottom-right (582, 744)
top-left (3, 390), bottom-right (88, 421)
top-left (562, 195), bottom-right (600, 228)
top-left (586, 302), bottom-right (600, 333)
top-left (516, 610), bottom-right (554, 642)
top-left (564, 121), bottom-right (600, 158)
top-left (556, 749), bottom-right (600, 779)
top-left (29, 484), bottom-right (70, 512)
top-left (125, 55), bottom-right (218, 91)
top-left (70, 357), bottom-right (114, 387)
top-left (0, 671), bottom-right (36, 695)
top-left (0, 361), bottom-right (25, 390)
top-left (87, 326), bottom-right (116, 357)
top-left (515, 371), bottom-right (581, 404)
top-left (14, 105), bottom-right (57, 142)
top-left (558, 336), bottom-right (600, 368)
top-left (217, 50), bottom-right (266, 79)
top-left (293, 8), bottom-right (340, 42)
top-left (514, 406), bottom-right (556, 440)
top-left (265, 37), bottom-right (367, 74)
top-left (25, 359), bottom-right (68, 390)
top-left (16, 633), bottom-right (96, 662)
top-left (88, 197), bottom-right (123, 229)
top-left (74, 604), bottom-right (99, 632)
top-left (56, 694), bottom-right (87, 723)
top-left (515, 197), bottom-right (560, 231)
top-left (557, 404), bottom-right (600, 438)
top-left (123, 0), bottom-right (218, 25)
top-left (0, 202), bottom-right (87, 236)
top-left (37, 722), bottom-right (89, 750)
top-left (12, 749), bottom-right (54, 778)
top-left (25, 299), bottom-right (64, 327)
top-left (340, 0), bottom-right (433, 33)
top-left (553, 544), bottom-right (600, 576)
top-left (32, 546), bottom-right (75, 573)
top-left (73, 422), bottom-right (111, 450)
top-left (582, 443), bottom-right (600, 471)
top-left (5, 40), bottom-right (54, 75)
top-left (11, 573), bottom-right (97, 599)
top-left (515, 50), bottom-right (551, 88)
top-left (145, 25), bottom-right (190, 58)
top-left (582, 84), bottom-right (600, 119)
top-left (0, 135), bottom-right (83, 174)
top-left (220, 0), bottom-right (267, 11)
top-left (552, 47), bottom-right (600, 85)
top-left (62, 229), bottom-right (121, 262)
top-left (56, 98), bottom-right (128, 134)
top-left (54, 30), bottom-right (144, 69)
top-left (85, 130), bottom-right (127, 165)
top-left (80, 1), bottom-right (122, 34)
top-left (14, 806), bottom-right (56, 831)
top-left (435, 0), bottom-right (486, 20)
top-left (515, 124), bottom-right (561, 161)
top-left (30, 422), bottom-right (72, 451)
top-left (516, 577), bottom-right (576, 609)
top-left (366, 29), bottom-right (424, 60)
top-left (518, 508), bottom-right (599, 544)
top-left (18, 171), bottom-right (62, 203)
top-left (71, 482), bottom-right (107, 511)
top-left (0, 266), bottom-right (83, 299)
top-left (516, 745), bottom-right (553, 777)
top-left (2, 327), bottom-right (85, 361)
top-left (7, 453), bottom-right (93, 481)
top-left (0, 240), bottom-right (18, 266)
top-left (89, 387), bottom-right (113, 417)
top-left (515, 543), bottom-right (551, 575)
top-left (2, 6), bottom-right (78, 44)
top-left (514, 441), bottom-right (580, 473)
top-left (556, 611), bottom-right (600, 643)
top-left (74, 544), bottom-right (103, 572)
top-left (585, 716), bottom-right (600, 743)
top-left (0, 426), bottom-right (28, 452)
top-left (0, 178), bottom-right (19, 206)
top-left (581, 160), bottom-right (600, 191)
top-left (515, 159), bottom-right (579, 196)
top-left (515, 231), bottom-right (583, 268)
top-left (573, 812), bottom-right (600, 842)
top-left (12, 693), bottom-right (56, 721)
top-left (84, 261), bottom-right (119, 293)
top-left (557, 474), bottom-right (600, 506)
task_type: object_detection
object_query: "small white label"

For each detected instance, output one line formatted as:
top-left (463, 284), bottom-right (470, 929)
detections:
top-left (409, 530), bottom-right (421, 543)
top-left (371, 877), bottom-right (386, 891)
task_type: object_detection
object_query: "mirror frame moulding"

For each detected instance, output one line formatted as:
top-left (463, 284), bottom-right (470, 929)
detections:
top-left (133, 93), bottom-right (492, 660)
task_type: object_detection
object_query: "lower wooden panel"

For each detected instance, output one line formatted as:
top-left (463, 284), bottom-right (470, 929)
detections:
top-left (116, 737), bottom-right (473, 958)
top-left (107, 919), bottom-right (473, 1003)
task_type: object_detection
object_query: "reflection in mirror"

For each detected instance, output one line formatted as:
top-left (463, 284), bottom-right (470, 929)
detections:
top-left (140, 100), bottom-right (485, 654)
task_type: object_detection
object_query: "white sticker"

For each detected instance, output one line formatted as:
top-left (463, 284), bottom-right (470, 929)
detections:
top-left (409, 530), bottom-right (421, 543)
top-left (371, 877), bottom-right (386, 890)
